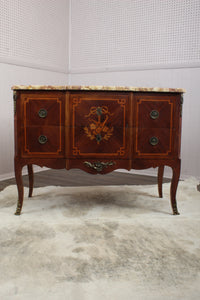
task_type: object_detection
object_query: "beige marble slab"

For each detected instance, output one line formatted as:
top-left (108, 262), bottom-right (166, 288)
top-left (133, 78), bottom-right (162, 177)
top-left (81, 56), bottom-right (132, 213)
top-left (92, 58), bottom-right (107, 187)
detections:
top-left (11, 85), bottom-right (185, 93)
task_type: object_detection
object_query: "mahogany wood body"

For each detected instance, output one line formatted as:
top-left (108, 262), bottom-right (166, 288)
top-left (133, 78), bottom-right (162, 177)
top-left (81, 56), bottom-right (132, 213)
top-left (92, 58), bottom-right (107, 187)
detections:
top-left (13, 89), bottom-right (183, 215)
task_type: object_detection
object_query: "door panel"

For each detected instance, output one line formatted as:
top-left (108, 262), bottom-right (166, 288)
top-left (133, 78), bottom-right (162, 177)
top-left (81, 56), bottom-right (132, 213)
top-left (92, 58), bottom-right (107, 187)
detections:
top-left (68, 92), bottom-right (131, 158)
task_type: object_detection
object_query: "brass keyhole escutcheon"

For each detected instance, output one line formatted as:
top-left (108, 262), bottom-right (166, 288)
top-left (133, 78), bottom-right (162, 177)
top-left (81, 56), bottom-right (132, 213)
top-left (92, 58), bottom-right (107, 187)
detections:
top-left (38, 135), bottom-right (48, 144)
top-left (150, 110), bottom-right (159, 119)
top-left (149, 136), bottom-right (159, 146)
top-left (38, 109), bottom-right (47, 118)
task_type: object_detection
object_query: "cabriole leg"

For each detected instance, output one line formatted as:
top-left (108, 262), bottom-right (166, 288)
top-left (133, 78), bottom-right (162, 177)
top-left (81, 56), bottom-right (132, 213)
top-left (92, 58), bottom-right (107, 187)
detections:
top-left (170, 160), bottom-right (181, 215)
top-left (27, 164), bottom-right (34, 197)
top-left (158, 165), bottom-right (164, 198)
top-left (14, 159), bottom-right (24, 215)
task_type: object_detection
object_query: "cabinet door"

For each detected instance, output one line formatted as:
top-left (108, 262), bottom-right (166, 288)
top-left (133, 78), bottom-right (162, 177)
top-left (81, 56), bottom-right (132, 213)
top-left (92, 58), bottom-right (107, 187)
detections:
top-left (134, 93), bottom-right (181, 158)
top-left (20, 92), bottom-right (65, 157)
top-left (68, 92), bottom-right (131, 158)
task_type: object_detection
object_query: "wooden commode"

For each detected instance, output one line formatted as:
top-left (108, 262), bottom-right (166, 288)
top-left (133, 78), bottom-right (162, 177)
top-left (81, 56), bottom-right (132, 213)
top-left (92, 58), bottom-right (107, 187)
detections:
top-left (12, 85), bottom-right (185, 215)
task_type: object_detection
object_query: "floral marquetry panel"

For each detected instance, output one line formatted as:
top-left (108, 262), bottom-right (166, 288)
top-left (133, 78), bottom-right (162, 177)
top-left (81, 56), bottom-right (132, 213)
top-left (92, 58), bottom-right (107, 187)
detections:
top-left (69, 92), bottom-right (131, 158)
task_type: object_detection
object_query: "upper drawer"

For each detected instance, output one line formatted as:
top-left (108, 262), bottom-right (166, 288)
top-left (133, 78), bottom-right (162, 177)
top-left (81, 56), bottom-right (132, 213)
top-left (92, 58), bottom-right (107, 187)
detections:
top-left (21, 92), bottom-right (65, 126)
top-left (135, 93), bottom-right (178, 129)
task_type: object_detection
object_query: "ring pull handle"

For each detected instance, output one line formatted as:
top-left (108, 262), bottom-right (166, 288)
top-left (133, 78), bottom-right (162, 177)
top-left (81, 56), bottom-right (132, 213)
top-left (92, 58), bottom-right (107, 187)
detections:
top-left (38, 135), bottom-right (48, 144)
top-left (38, 109), bottom-right (47, 118)
top-left (150, 110), bottom-right (159, 119)
top-left (149, 136), bottom-right (159, 146)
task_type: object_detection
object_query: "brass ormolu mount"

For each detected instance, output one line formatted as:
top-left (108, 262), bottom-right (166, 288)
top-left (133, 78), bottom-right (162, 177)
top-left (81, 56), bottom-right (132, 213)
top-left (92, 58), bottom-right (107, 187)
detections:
top-left (84, 161), bottom-right (116, 172)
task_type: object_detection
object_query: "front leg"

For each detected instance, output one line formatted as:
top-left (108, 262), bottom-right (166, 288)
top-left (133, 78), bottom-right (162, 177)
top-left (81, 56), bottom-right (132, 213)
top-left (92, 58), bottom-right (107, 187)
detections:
top-left (170, 160), bottom-right (181, 215)
top-left (158, 165), bottom-right (164, 198)
top-left (27, 164), bottom-right (34, 197)
top-left (14, 159), bottom-right (24, 215)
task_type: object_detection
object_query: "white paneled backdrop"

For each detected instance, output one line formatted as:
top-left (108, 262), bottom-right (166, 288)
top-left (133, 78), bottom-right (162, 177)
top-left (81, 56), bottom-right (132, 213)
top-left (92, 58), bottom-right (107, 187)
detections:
top-left (0, 0), bottom-right (68, 72)
top-left (70, 0), bottom-right (200, 73)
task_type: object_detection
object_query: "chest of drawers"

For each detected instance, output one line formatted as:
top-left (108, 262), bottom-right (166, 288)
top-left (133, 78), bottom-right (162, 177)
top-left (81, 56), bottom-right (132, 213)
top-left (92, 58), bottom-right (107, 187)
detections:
top-left (12, 85), bottom-right (185, 215)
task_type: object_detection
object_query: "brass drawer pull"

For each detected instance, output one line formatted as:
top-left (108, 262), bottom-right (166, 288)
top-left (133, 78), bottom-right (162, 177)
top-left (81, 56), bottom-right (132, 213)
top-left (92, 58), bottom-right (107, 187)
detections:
top-left (84, 161), bottom-right (115, 172)
top-left (150, 110), bottom-right (159, 119)
top-left (38, 109), bottom-right (47, 118)
top-left (38, 135), bottom-right (48, 144)
top-left (149, 136), bottom-right (159, 146)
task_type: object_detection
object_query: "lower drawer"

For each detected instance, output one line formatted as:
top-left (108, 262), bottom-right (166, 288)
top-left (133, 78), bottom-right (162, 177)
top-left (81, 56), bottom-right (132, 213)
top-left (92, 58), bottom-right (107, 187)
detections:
top-left (135, 128), bottom-right (174, 157)
top-left (22, 126), bottom-right (64, 157)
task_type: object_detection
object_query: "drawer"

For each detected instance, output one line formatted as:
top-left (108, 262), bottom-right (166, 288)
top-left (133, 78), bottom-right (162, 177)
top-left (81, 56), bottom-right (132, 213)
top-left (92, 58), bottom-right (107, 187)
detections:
top-left (136, 96), bottom-right (174, 129)
top-left (22, 94), bottom-right (64, 126)
top-left (22, 126), bottom-right (64, 157)
top-left (135, 128), bottom-right (174, 157)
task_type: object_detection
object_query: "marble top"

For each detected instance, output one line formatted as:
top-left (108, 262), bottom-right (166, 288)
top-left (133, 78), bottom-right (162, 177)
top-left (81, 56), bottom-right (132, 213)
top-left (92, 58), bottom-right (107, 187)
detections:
top-left (11, 85), bottom-right (185, 93)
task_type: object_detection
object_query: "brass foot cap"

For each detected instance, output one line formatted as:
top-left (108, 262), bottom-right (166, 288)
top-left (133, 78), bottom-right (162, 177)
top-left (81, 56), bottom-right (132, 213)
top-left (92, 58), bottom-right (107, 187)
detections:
top-left (173, 211), bottom-right (180, 215)
top-left (14, 211), bottom-right (21, 216)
